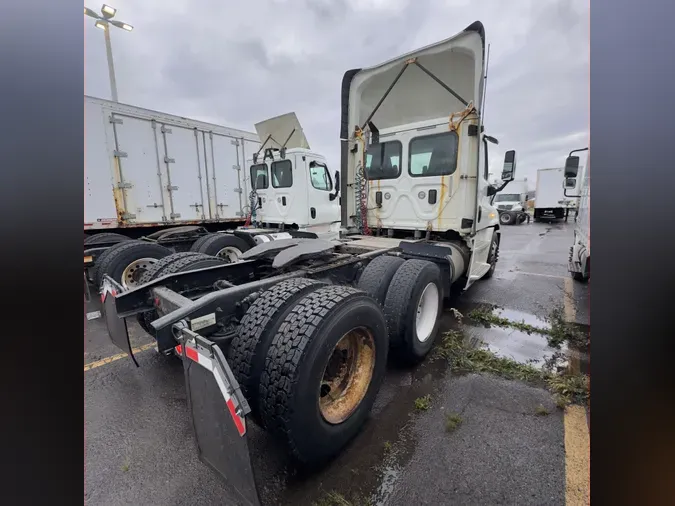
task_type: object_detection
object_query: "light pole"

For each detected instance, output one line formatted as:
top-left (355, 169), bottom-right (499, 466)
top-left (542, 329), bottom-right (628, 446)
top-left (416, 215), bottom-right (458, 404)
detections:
top-left (84, 5), bottom-right (133, 102)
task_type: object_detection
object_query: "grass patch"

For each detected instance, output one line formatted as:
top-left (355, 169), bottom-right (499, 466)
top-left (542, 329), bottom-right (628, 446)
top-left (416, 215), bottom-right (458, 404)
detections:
top-left (467, 306), bottom-right (547, 336)
top-left (467, 305), bottom-right (590, 352)
top-left (445, 413), bottom-right (463, 432)
top-left (383, 441), bottom-right (392, 452)
top-left (534, 404), bottom-right (549, 416)
top-left (546, 372), bottom-right (590, 405)
top-left (120, 463), bottom-right (129, 472)
top-left (414, 394), bottom-right (432, 411)
top-left (554, 394), bottom-right (570, 410)
top-left (546, 307), bottom-right (589, 350)
top-left (436, 329), bottom-right (589, 405)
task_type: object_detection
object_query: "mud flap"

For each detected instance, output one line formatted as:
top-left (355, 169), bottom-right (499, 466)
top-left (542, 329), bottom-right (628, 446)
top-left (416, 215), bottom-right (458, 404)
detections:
top-left (178, 332), bottom-right (261, 506)
top-left (102, 277), bottom-right (139, 367)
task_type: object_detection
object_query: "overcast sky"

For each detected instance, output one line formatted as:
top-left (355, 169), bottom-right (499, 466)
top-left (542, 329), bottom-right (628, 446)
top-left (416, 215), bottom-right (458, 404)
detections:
top-left (85, 0), bottom-right (589, 189)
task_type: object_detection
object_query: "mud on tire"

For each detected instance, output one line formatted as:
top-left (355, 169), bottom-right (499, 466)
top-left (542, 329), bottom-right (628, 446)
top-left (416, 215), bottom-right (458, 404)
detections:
top-left (259, 285), bottom-right (388, 464)
top-left (356, 255), bottom-right (405, 305)
top-left (383, 259), bottom-right (443, 364)
top-left (228, 278), bottom-right (327, 421)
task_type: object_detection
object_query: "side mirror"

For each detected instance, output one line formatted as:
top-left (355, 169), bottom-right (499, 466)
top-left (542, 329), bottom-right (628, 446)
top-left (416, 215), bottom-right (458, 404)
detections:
top-left (564, 156), bottom-right (580, 178)
top-left (501, 150), bottom-right (516, 182)
top-left (564, 177), bottom-right (576, 188)
top-left (329, 171), bottom-right (340, 201)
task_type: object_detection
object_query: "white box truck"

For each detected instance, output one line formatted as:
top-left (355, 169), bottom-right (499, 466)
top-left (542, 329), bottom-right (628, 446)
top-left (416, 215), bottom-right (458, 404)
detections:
top-left (534, 167), bottom-right (576, 221)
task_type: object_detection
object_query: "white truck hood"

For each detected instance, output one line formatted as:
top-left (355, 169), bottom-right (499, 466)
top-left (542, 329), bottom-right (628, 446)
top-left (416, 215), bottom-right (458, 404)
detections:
top-left (254, 111), bottom-right (310, 151)
top-left (344, 21), bottom-right (486, 132)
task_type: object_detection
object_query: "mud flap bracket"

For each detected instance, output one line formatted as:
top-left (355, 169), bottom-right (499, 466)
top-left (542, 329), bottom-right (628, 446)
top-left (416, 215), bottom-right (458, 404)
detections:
top-left (174, 324), bottom-right (261, 506)
top-left (101, 276), bottom-right (139, 367)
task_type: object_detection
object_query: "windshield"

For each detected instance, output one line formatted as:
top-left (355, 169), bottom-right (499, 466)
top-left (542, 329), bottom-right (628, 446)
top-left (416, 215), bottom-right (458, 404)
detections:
top-left (494, 193), bottom-right (521, 202)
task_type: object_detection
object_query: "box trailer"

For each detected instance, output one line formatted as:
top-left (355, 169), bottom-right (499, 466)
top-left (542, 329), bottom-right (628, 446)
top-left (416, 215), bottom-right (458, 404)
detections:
top-left (534, 167), bottom-right (576, 221)
top-left (85, 95), bottom-right (262, 231)
top-left (84, 101), bottom-right (340, 297)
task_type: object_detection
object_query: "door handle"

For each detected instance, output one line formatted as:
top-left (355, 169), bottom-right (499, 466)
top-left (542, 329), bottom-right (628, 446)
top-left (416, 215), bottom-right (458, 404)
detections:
top-left (375, 191), bottom-right (382, 207)
top-left (428, 189), bottom-right (437, 205)
top-left (311, 207), bottom-right (316, 219)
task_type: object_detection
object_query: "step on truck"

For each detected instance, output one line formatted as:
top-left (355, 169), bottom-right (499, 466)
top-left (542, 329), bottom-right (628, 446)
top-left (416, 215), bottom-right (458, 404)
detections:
top-left (99, 21), bottom-right (520, 505)
top-left (563, 147), bottom-right (590, 281)
top-left (84, 107), bottom-right (340, 301)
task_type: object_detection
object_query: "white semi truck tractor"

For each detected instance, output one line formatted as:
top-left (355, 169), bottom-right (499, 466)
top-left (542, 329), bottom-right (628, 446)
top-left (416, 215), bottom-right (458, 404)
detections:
top-left (563, 147), bottom-right (590, 281)
top-left (98, 21), bottom-right (520, 505)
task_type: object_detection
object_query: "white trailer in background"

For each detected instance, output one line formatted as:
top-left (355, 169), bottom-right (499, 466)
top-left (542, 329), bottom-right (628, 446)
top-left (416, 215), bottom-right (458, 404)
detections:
top-left (84, 97), bottom-right (340, 293)
top-left (564, 148), bottom-right (590, 281)
top-left (534, 167), bottom-right (576, 221)
top-left (85, 95), bottom-right (260, 231)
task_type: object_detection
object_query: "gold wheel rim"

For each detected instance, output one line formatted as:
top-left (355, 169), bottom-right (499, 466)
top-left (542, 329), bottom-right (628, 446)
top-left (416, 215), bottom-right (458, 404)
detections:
top-left (319, 327), bottom-right (376, 425)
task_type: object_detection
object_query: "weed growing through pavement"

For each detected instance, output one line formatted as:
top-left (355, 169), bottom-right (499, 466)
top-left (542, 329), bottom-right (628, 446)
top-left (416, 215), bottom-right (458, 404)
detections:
top-left (414, 395), bottom-right (432, 411)
top-left (435, 329), bottom-right (589, 405)
top-left (535, 404), bottom-right (549, 416)
top-left (313, 490), bottom-right (372, 506)
top-left (467, 305), bottom-right (589, 351)
top-left (445, 413), bottom-right (463, 432)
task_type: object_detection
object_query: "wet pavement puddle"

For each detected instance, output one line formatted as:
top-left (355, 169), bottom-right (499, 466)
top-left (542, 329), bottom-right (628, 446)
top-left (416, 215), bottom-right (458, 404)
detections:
top-left (263, 304), bottom-right (589, 506)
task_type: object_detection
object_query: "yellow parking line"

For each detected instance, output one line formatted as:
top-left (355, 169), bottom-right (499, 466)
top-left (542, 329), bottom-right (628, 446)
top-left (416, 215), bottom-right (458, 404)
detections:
top-left (84, 343), bottom-right (156, 371)
top-left (564, 405), bottom-right (590, 505)
top-left (563, 277), bottom-right (576, 322)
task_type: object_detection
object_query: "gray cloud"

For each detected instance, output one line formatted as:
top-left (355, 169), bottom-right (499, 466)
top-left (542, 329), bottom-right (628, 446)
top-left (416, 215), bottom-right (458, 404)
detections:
top-left (85, 0), bottom-right (589, 187)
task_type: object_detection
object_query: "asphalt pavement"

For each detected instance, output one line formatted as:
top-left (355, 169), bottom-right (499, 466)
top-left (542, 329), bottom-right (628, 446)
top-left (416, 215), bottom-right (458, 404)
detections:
top-left (84, 219), bottom-right (590, 506)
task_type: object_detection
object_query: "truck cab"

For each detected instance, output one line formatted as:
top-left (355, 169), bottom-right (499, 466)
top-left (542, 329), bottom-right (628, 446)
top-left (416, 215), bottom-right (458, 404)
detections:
top-left (341, 21), bottom-right (512, 288)
top-left (244, 113), bottom-right (341, 240)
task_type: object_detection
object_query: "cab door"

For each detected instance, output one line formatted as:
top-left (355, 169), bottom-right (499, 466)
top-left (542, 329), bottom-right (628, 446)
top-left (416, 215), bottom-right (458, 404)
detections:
top-left (249, 162), bottom-right (269, 222)
top-left (305, 157), bottom-right (340, 234)
top-left (268, 158), bottom-right (294, 223)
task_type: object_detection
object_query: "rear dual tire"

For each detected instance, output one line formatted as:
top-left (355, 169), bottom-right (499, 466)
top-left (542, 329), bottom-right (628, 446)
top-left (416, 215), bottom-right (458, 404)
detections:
top-left (383, 260), bottom-right (443, 364)
top-left (228, 282), bottom-right (388, 465)
top-left (190, 234), bottom-right (250, 262)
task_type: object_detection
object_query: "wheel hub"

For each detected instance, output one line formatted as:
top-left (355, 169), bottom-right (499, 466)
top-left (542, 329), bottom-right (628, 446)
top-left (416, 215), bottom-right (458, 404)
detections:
top-left (121, 257), bottom-right (158, 289)
top-left (216, 246), bottom-right (242, 263)
top-left (319, 328), bottom-right (375, 425)
top-left (415, 282), bottom-right (440, 342)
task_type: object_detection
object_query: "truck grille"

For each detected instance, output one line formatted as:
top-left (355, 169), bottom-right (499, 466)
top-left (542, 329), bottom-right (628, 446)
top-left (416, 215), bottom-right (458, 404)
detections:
top-left (498, 204), bottom-right (513, 210)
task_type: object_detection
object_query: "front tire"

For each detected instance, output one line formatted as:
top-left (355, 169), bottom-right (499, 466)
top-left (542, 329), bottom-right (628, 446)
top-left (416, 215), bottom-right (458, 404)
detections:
top-left (499, 211), bottom-right (514, 225)
top-left (483, 231), bottom-right (499, 279)
top-left (259, 285), bottom-right (388, 464)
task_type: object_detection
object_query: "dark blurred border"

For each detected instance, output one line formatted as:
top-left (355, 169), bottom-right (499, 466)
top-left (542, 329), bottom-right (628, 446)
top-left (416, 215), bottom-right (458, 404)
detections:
top-left (0, 0), bottom-right (83, 503)
top-left (1, 0), bottom-right (674, 503)
top-left (591, 0), bottom-right (675, 503)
